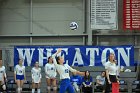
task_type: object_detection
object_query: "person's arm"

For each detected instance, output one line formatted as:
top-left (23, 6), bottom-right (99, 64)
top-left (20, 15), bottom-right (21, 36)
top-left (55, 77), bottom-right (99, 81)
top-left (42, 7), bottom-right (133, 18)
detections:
top-left (96, 79), bottom-right (101, 85)
top-left (106, 69), bottom-right (111, 84)
top-left (67, 64), bottom-right (76, 72)
top-left (40, 68), bottom-right (42, 79)
top-left (76, 71), bottom-right (85, 76)
top-left (14, 66), bottom-right (17, 82)
top-left (3, 66), bottom-right (7, 81)
top-left (31, 68), bottom-right (34, 80)
top-left (96, 76), bottom-right (101, 85)
top-left (82, 79), bottom-right (87, 87)
top-left (116, 76), bottom-right (119, 84)
top-left (23, 66), bottom-right (26, 82)
top-left (82, 82), bottom-right (87, 87)
top-left (81, 77), bottom-right (86, 87)
top-left (88, 77), bottom-right (93, 86)
top-left (116, 66), bottom-right (120, 82)
top-left (105, 62), bottom-right (111, 84)
top-left (116, 73), bottom-right (118, 79)
top-left (44, 64), bottom-right (49, 77)
top-left (67, 65), bottom-right (85, 76)
top-left (52, 48), bottom-right (62, 66)
top-left (88, 82), bottom-right (92, 87)
top-left (116, 72), bottom-right (119, 84)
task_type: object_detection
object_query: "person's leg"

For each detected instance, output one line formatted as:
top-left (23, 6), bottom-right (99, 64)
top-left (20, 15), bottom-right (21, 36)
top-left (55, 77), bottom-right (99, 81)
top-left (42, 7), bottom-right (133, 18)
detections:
top-left (59, 80), bottom-right (68, 93)
top-left (87, 87), bottom-right (92, 93)
top-left (110, 75), bottom-right (117, 83)
top-left (32, 82), bottom-right (35, 93)
top-left (102, 85), bottom-right (106, 93)
top-left (16, 80), bottom-right (21, 93)
top-left (67, 83), bottom-right (75, 93)
top-left (46, 78), bottom-right (51, 93)
top-left (82, 86), bottom-right (85, 93)
top-left (96, 86), bottom-right (103, 90)
top-left (110, 75), bottom-right (118, 93)
top-left (90, 87), bottom-right (93, 93)
top-left (37, 83), bottom-right (41, 93)
top-left (105, 77), bottom-right (111, 93)
top-left (0, 80), bottom-right (6, 92)
top-left (20, 80), bottom-right (24, 92)
top-left (59, 85), bottom-right (67, 93)
top-left (19, 75), bottom-right (25, 92)
top-left (73, 82), bottom-right (80, 92)
top-left (82, 86), bottom-right (88, 93)
top-left (52, 79), bottom-right (57, 93)
top-left (105, 75), bottom-right (117, 93)
top-left (106, 84), bottom-right (111, 93)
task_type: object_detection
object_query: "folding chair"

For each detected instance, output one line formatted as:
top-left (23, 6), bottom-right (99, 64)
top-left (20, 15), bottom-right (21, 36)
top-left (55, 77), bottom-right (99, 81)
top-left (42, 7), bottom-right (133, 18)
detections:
top-left (22, 80), bottom-right (31, 91)
top-left (7, 79), bottom-right (16, 92)
top-left (132, 80), bottom-right (140, 92)
top-left (119, 80), bottom-right (128, 92)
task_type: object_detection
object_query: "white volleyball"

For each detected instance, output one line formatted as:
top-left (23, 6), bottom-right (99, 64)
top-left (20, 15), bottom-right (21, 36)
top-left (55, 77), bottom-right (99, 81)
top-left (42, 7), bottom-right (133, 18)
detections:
top-left (70, 22), bottom-right (78, 30)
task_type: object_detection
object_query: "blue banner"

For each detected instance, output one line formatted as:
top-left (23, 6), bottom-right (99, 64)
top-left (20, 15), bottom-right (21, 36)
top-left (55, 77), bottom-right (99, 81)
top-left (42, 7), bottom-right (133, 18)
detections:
top-left (14, 45), bottom-right (134, 66)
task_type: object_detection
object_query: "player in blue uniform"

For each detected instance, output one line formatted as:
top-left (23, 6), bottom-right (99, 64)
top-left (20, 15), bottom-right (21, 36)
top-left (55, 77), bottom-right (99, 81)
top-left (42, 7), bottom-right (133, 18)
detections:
top-left (14, 59), bottom-right (26, 93)
top-left (82, 71), bottom-right (93, 93)
top-left (52, 49), bottom-right (84, 93)
top-left (70, 72), bottom-right (82, 92)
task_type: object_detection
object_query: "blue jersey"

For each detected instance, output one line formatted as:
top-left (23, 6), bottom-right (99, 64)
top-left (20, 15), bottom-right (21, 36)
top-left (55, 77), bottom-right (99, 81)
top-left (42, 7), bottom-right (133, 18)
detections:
top-left (70, 75), bottom-right (82, 85)
top-left (82, 76), bottom-right (93, 85)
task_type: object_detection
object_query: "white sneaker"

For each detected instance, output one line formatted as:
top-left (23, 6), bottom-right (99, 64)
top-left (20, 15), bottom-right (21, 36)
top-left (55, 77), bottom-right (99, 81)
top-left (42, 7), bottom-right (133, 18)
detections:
top-left (76, 88), bottom-right (80, 91)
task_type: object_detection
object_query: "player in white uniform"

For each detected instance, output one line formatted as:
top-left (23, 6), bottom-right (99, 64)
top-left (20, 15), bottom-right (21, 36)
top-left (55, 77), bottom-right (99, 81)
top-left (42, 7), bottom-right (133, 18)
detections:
top-left (14, 59), bottom-right (26, 93)
top-left (52, 49), bottom-right (85, 93)
top-left (45, 57), bottom-right (57, 93)
top-left (31, 62), bottom-right (42, 93)
top-left (104, 53), bottom-right (119, 93)
top-left (0, 60), bottom-right (7, 93)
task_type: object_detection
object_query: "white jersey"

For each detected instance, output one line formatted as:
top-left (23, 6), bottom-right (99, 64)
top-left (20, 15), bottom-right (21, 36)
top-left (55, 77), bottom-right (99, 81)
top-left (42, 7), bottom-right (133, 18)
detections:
top-left (96, 75), bottom-right (105, 86)
top-left (0, 66), bottom-right (6, 81)
top-left (31, 67), bottom-right (42, 83)
top-left (14, 65), bottom-right (25, 75)
top-left (104, 61), bottom-right (117, 75)
top-left (45, 63), bottom-right (57, 78)
top-left (52, 54), bottom-right (77, 80)
top-left (116, 65), bottom-right (120, 76)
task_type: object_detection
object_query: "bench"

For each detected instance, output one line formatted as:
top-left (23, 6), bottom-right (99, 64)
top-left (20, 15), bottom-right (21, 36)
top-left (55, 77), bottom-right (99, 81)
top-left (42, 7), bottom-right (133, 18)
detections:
top-left (6, 66), bottom-right (137, 93)
top-left (7, 79), bottom-right (31, 92)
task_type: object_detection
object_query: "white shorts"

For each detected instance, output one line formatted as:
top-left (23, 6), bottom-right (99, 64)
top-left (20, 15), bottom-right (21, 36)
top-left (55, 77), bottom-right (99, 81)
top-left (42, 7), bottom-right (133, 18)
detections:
top-left (46, 75), bottom-right (56, 79)
top-left (32, 77), bottom-right (41, 83)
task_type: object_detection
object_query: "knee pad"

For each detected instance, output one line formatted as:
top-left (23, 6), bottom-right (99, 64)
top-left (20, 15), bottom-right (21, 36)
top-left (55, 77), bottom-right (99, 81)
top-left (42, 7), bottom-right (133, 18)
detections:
top-left (47, 86), bottom-right (51, 90)
top-left (53, 87), bottom-right (57, 90)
